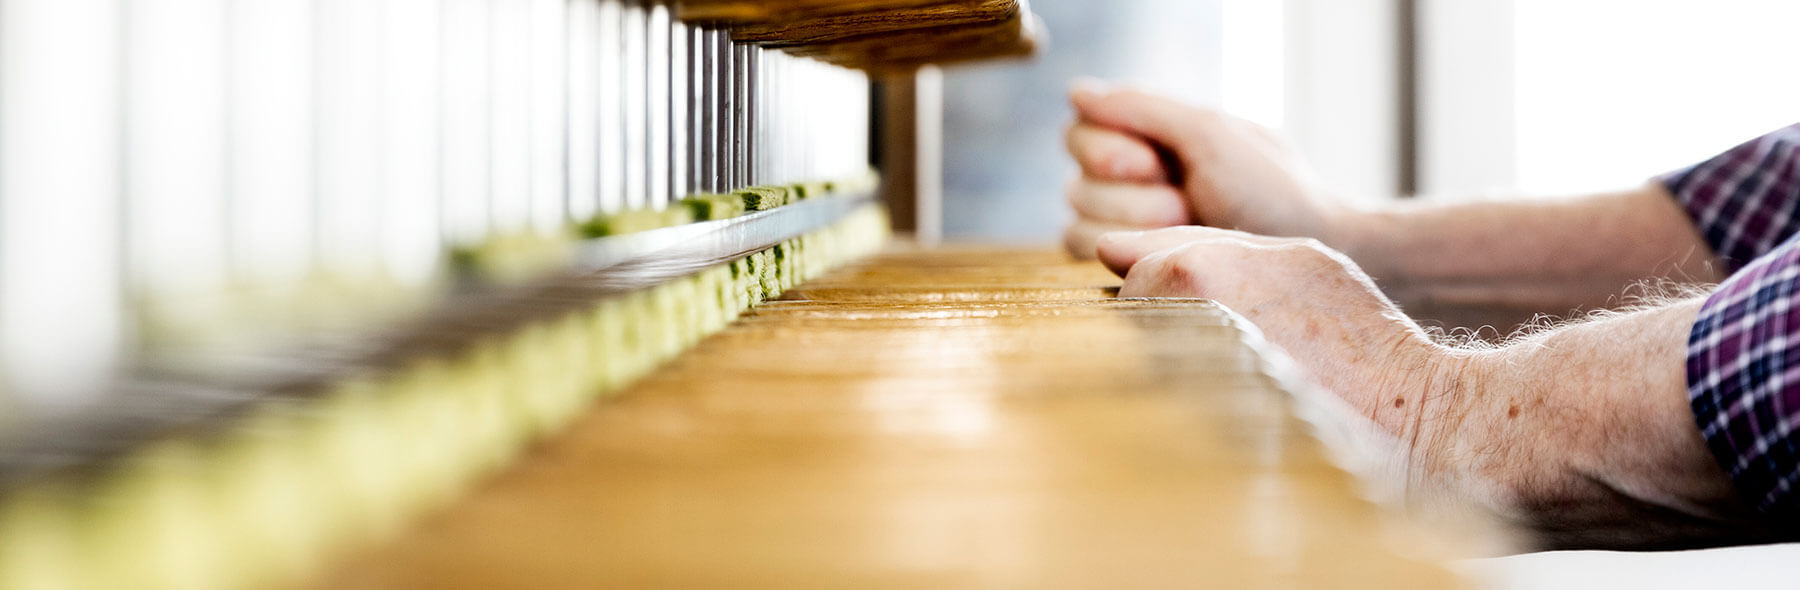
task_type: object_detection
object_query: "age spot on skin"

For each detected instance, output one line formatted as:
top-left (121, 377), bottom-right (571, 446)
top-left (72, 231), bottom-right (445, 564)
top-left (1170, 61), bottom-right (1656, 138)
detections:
top-left (1508, 405), bottom-right (1521, 419)
top-left (1392, 397), bottom-right (1405, 408)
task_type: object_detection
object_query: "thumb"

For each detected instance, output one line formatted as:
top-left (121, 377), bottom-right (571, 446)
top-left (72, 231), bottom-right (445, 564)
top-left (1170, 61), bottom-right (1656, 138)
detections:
top-left (1069, 79), bottom-right (1203, 158)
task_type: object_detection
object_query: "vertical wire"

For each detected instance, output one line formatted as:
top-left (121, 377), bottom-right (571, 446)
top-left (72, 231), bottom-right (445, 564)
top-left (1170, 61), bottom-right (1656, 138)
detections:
top-left (596, 0), bottom-right (623, 214)
top-left (668, 13), bottom-right (687, 202)
top-left (566, 0), bottom-right (599, 223)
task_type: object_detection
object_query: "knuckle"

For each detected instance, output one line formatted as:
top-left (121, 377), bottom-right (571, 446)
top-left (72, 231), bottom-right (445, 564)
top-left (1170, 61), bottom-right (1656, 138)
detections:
top-left (1161, 246), bottom-right (1212, 290)
top-left (1291, 237), bottom-right (1329, 255)
top-left (1095, 149), bottom-right (1129, 177)
top-left (1148, 187), bottom-right (1191, 226)
top-left (1065, 126), bottom-right (1092, 157)
top-left (1274, 238), bottom-right (1341, 269)
top-left (1296, 239), bottom-right (1339, 259)
top-left (1064, 181), bottom-right (1087, 207)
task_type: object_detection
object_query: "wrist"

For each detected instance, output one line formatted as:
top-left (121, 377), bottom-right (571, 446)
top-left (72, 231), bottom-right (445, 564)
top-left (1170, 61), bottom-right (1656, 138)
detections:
top-left (1417, 347), bottom-right (1494, 459)
top-left (1424, 340), bottom-right (1606, 521)
top-left (1366, 332), bottom-right (1475, 444)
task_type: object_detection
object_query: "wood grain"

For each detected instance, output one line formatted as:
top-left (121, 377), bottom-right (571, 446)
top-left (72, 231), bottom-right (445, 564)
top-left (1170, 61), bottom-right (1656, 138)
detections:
top-left (675, 0), bottom-right (1035, 70)
top-left (677, 0), bottom-right (997, 26)
top-left (792, 9), bottom-right (1037, 72)
top-left (728, 0), bottom-right (1016, 47)
top-left (318, 245), bottom-right (1463, 589)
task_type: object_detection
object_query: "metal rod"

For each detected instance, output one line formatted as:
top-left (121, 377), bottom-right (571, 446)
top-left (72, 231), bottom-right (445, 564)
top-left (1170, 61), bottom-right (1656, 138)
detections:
top-left (597, 0), bottom-right (624, 213)
top-left (688, 25), bottom-right (706, 194)
top-left (698, 27), bottom-right (717, 193)
top-left (622, 1), bottom-right (646, 209)
top-left (734, 43), bottom-right (750, 189)
top-left (721, 33), bottom-right (737, 191)
top-left (670, 18), bottom-right (688, 202)
top-left (646, 2), bottom-right (669, 208)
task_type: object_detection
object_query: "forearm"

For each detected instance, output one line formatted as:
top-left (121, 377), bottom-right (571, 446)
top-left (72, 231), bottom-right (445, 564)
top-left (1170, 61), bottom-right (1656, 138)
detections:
top-left (1100, 226), bottom-right (1772, 547)
top-left (1337, 184), bottom-right (1722, 330)
top-left (1414, 299), bottom-right (1772, 548)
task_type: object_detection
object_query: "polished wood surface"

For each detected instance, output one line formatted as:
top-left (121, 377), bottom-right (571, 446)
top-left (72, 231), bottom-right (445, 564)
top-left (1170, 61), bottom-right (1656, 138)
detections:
top-left (729, 0), bottom-right (1016, 47)
top-left (790, 9), bottom-right (1036, 71)
top-left (675, 0), bottom-right (1036, 72)
top-left (678, 0), bottom-right (1008, 27)
top-left (320, 245), bottom-right (1462, 588)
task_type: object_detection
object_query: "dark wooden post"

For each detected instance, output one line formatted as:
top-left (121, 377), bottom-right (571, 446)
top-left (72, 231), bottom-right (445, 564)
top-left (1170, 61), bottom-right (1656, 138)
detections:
top-left (877, 66), bottom-right (941, 243)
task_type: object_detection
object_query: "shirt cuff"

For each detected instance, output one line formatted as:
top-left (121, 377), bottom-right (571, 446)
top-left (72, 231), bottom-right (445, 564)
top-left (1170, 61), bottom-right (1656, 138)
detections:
top-left (1688, 236), bottom-right (1800, 522)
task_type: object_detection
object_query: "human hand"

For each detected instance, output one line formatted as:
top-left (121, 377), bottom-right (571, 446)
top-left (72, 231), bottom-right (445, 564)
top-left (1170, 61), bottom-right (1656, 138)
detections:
top-left (1095, 226), bottom-right (1476, 526)
top-left (1099, 227), bottom-right (1774, 548)
top-left (1095, 226), bottom-right (1434, 414)
top-left (1064, 81), bottom-right (1348, 259)
top-left (1096, 226), bottom-right (1495, 532)
top-left (1060, 118), bottom-right (1190, 258)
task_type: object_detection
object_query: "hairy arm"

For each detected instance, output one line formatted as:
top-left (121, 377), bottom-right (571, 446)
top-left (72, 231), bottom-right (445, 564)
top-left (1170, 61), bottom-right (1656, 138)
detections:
top-left (1100, 227), bottom-right (1771, 549)
top-left (1410, 300), bottom-right (1771, 549)
top-left (1342, 184), bottom-right (1724, 331)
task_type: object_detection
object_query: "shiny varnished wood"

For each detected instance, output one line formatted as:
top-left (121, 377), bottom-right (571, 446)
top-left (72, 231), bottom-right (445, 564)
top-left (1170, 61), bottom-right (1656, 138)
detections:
top-left (728, 0), bottom-right (1017, 47)
top-left (674, 0), bottom-right (1037, 72)
top-left (788, 9), bottom-right (1037, 72)
top-left (320, 245), bottom-right (1461, 588)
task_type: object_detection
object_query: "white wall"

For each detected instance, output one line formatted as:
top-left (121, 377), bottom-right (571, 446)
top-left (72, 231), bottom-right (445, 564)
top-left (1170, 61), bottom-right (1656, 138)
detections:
top-left (1222, 0), bottom-right (1404, 203)
top-left (1511, 0), bottom-right (1800, 195)
top-left (939, 1), bottom-right (1224, 240)
top-left (1281, 0), bottom-right (1403, 203)
top-left (1419, 0), bottom-right (1800, 196)
top-left (1416, 0), bottom-right (1516, 196)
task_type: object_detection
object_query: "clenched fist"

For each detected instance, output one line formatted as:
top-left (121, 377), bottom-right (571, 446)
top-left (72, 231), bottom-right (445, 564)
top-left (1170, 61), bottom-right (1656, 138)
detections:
top-left (1063, 80), bottom-right (1348, 259)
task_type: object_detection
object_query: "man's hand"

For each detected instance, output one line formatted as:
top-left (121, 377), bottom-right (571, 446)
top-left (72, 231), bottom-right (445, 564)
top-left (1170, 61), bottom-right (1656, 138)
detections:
top-left (1096, 227), bottom-right (1432, 419)
top-left (1100, 227), bottom-right (1772, 549)
top-left (1062, 83), bottom-right (1723, 333)
top-left (1061, 120), bottom-right (1190, 258)
top-left (1063, 81), bottom-right (1346, 259)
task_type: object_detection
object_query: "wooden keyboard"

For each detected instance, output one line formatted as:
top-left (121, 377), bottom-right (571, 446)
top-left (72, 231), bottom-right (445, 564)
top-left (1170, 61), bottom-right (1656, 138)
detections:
top-left (320, 245), bottom-right (1461, 588)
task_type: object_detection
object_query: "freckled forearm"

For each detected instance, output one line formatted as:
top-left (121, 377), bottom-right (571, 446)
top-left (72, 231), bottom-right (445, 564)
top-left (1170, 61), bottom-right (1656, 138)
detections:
top-left (1444, 299), bottom-right (1770, 548)
top-left (1108, 223), bottom-right (1763, 546)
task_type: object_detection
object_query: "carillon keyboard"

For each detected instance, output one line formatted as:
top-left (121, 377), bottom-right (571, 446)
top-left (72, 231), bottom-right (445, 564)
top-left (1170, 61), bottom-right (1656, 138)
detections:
top-left (0, 1), bottom-right (1038, 588)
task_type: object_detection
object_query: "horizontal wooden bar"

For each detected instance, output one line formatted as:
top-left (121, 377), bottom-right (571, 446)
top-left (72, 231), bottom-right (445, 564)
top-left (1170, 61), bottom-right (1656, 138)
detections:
top-left (675, 0), bottom-right (964, 25)
top-left (675, 0), bottom-right (1037, 70)
top-left (795, 8), bottom-right (1038, 72)
top-left (728, 0), bottom-right (1017, 47)
top-left (318, 245), bottom-right (1464, 588)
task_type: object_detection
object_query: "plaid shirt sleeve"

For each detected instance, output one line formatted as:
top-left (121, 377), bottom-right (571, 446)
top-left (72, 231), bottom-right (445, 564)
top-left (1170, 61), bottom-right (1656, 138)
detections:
top-left (1670, 124), bottom-right (1800, 520)
top-left (1660, 124), bottom-right (1800, 271)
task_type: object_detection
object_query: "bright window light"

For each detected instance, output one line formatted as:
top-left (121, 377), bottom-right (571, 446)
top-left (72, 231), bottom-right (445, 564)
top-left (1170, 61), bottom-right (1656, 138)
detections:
top-left (1222, 0), bottom-right (1285, 130)
top-left (1512, 0), bottom-right (1800, 194)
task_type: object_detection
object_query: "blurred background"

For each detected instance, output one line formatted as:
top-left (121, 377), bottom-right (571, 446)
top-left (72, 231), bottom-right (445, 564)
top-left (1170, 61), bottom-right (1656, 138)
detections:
top-left (6, 0), bottom-right (1800, 402)
top-left (939, 0), bottom-right (1800, 240)
top-left (939, 0), bottom-right (1221, 239)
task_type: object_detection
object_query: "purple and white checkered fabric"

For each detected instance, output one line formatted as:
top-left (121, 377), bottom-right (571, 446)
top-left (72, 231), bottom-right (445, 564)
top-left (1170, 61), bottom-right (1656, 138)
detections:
top-left (1664, 123), bottom-right (1800, 518)
top-left (1662, 124), bottom-right (1800, 272)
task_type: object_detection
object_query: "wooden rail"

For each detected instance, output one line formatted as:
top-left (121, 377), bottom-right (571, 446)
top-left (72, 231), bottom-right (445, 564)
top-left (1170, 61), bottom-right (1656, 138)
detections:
top-left (678, 0), bottom-right (1039, 70)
